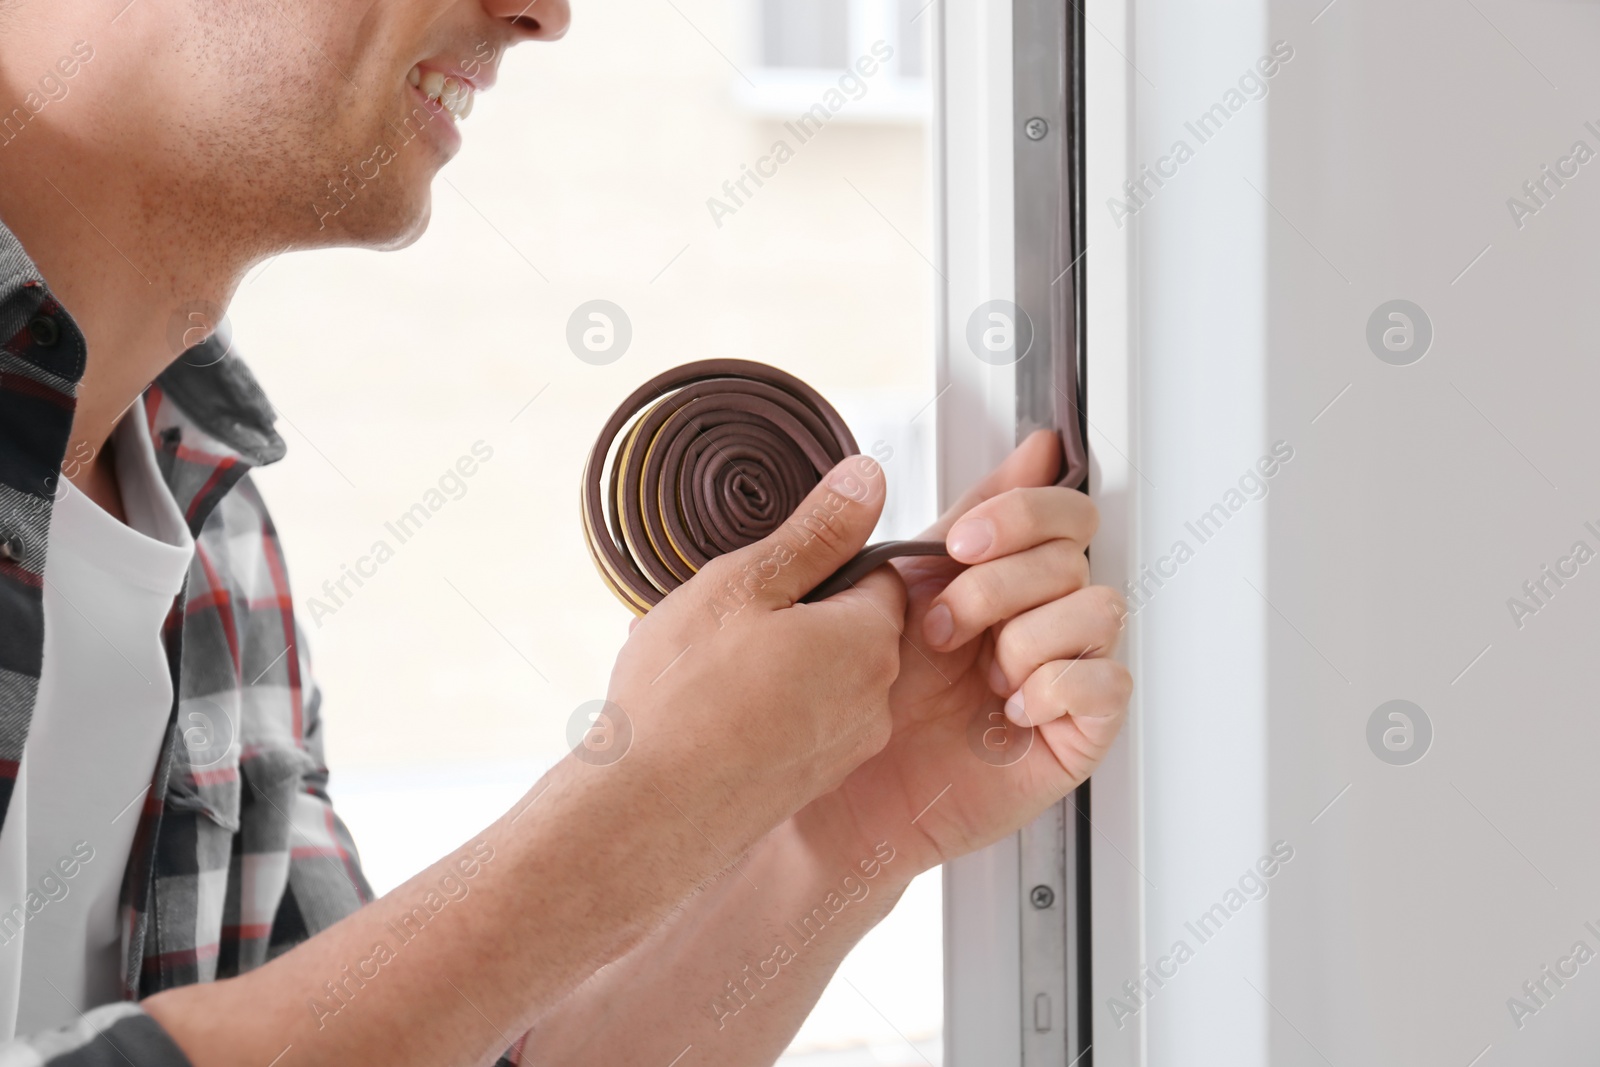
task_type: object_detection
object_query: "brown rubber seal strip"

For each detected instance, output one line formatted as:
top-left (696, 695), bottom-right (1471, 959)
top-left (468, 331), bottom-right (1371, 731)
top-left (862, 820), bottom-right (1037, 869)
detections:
top-left (582, 359), bottom-right (954, 614)
top-left (803, 538), bottom-right (950, 603)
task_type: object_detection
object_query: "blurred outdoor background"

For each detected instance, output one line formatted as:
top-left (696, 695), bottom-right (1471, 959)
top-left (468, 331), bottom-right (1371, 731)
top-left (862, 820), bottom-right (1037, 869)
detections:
top-left (229, 0), bottom-right (942, 1062)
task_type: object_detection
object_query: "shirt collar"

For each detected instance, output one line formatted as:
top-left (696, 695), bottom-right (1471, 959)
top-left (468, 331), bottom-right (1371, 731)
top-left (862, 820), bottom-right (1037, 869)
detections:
top-left (0, 217), bottom-right (39, 316)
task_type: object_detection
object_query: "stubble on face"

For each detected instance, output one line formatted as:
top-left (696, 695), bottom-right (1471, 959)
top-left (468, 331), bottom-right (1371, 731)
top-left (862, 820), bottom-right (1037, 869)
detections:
top-left (175, 0), bottom-right (445, 255)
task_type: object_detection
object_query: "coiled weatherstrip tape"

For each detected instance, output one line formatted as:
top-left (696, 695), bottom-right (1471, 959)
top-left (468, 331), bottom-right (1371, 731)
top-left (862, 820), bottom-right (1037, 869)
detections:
top-left (582, 358), bottom-right (949, 614)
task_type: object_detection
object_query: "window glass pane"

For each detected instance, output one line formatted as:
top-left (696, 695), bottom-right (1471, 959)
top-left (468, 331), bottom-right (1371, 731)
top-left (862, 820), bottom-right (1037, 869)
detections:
top-left (232, 1), bottom-right (937, 1062)
top-left (762, 0), bottom-right (850, 69)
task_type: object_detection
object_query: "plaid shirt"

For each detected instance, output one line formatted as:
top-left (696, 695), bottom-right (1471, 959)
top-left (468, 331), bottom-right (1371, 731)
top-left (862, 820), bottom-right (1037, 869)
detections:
top-left (0, 222), bottom-right (378, 1063)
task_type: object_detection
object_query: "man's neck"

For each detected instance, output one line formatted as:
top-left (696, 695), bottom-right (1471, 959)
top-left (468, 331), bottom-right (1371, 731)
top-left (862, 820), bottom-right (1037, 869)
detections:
top-left (0, 24), bottom-right (267, 501)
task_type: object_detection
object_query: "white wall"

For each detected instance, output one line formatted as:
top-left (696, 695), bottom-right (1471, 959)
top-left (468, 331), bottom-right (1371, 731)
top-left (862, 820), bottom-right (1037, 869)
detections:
top-left (1124, 0), bottom-right (1600, 1062)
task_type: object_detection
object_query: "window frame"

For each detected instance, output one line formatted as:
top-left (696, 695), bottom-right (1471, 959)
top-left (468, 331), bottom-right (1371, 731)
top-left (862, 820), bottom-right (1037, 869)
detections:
top-left (934, 0), bottom-right (1141, 1063)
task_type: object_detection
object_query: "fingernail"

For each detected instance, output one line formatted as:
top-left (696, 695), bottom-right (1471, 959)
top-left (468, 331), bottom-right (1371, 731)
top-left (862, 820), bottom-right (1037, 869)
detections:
top-left (1004, 691), bottom-right (1028, 726)
top-left (923, 603), bottom-right (954, 647)
top-left (988, 659), bottom-right (1008, 695)
top-left (948, 518), bottom-right (994, 560)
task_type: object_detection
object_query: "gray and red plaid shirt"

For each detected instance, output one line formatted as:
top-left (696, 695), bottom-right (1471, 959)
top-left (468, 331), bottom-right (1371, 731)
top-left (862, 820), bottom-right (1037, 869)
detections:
top-left (0, 220), bottom-right (381, 1063)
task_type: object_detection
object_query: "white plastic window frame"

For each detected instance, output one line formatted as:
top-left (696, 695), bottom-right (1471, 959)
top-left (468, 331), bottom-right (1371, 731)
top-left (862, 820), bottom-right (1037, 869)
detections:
top-left (933, 0), bottom-right (1141, 1065)
top-left (732, 0), bottom-right (929, 122)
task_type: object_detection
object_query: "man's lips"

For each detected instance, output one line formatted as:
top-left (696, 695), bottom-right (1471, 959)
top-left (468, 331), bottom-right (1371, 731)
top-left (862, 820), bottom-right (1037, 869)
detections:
top-left (403, 81), bottom-right (463, 157)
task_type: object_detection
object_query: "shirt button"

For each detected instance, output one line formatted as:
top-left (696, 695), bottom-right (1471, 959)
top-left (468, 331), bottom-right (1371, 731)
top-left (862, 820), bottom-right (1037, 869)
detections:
top-left (27, 316), bottom-right (60, 348)
top-left (0, 534), bottom-right (22, 564)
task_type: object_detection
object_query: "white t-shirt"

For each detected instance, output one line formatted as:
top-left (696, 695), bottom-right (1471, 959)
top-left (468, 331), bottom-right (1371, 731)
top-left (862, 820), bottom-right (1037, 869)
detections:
top-left (0, 405), bottom-right (195, 1038)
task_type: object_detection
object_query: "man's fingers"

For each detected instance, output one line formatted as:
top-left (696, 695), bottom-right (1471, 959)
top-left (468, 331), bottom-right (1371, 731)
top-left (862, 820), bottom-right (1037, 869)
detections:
top-left (989, 585), bottom-right (1128, 695)
top-left (706, 454), bottom-right (887, 609)
top-left (922, 539), bottom-right (1089, 652)
top-left (917, 429), bottom-right (1061, 542)
top-left (1001, 655), bottom-right (1131, 732)
top-left (942, 486), bottom-right (1099, 565)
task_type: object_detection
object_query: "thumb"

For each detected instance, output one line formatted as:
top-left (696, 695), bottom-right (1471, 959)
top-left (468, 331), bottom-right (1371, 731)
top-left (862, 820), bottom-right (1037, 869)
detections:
top-left (714, 454), bottom-right (888, 608)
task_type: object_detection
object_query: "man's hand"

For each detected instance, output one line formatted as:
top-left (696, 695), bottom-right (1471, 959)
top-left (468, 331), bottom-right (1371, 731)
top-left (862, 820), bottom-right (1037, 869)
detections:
top-left (793, 430), bottom-right (1130, 878)
top-left (607, 453), bottom-right (909, 861)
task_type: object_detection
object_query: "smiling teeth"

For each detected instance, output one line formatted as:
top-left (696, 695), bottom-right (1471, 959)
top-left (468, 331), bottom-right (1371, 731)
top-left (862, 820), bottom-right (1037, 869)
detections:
top-left (408, 65), bottom-right (474, 122)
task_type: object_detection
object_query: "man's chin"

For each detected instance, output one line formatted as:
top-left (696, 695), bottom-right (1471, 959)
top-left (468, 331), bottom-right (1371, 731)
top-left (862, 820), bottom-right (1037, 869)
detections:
top-left (370, 199), bottom-right (433, 252)
top-left (305, 192), bottom-right (433, 253)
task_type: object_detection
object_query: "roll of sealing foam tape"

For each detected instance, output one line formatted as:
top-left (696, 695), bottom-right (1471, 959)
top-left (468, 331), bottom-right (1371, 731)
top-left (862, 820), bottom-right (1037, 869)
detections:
top-left (581, 358), bottom-right (950, 615)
